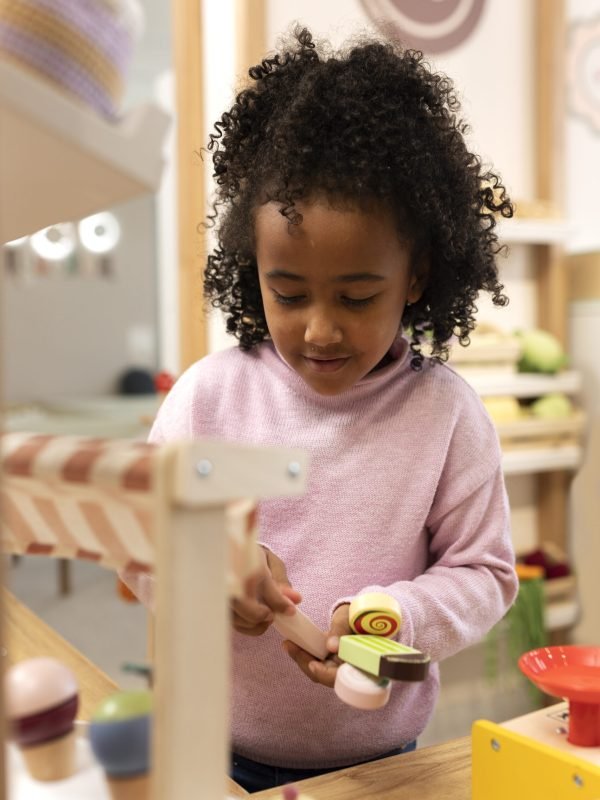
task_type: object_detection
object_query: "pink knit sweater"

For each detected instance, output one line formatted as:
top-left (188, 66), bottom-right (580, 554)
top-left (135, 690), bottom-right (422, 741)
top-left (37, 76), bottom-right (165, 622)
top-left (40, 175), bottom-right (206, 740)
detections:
top-left (149, 337), bottom-right (517, 768)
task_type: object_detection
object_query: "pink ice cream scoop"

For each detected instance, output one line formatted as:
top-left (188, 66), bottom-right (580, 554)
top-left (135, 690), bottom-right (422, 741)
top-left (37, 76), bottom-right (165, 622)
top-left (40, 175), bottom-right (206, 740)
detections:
top-left (4, 657), bottom-right (79, 781)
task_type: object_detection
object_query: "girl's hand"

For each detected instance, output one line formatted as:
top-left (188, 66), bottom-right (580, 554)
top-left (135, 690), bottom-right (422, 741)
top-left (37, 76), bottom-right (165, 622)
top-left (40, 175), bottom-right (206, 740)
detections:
top-left (282, 603), bottom-right (351, 687)
top-left (232, 547), bottom-right (301, 636)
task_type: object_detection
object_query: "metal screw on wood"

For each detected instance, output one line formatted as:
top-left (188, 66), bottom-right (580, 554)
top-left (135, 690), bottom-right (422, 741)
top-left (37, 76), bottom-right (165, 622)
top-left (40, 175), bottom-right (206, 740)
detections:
top-left (573, 774), bottom-right (584, 788)
top-left (490, 739), bottom-right (501, 752)
top-left (196, 459), bottom-right (213, 477)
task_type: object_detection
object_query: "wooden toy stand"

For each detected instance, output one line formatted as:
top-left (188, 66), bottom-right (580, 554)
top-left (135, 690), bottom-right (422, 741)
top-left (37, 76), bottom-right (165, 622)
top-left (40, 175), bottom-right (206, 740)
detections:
top-left (0, 433), bottom-right (307, 799)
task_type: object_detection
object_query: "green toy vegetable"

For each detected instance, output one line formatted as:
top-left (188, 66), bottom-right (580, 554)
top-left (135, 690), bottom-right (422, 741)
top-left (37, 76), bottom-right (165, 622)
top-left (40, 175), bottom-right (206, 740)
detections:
top-left (516, 329), bottom-right (567, 374)
top-left (530, 393), bottom-right (573, 419)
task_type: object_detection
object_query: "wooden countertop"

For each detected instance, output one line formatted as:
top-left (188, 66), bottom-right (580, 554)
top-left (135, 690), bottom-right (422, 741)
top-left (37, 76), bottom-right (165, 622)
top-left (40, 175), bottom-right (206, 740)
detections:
top-left (2, 590), bottom-right (472, 798)
top-left (252, 737), bottom-right (472, 799)
top-left (2, 589), bottom-right (248, 798)
top-left (3, 589), bottom-right (117, 720)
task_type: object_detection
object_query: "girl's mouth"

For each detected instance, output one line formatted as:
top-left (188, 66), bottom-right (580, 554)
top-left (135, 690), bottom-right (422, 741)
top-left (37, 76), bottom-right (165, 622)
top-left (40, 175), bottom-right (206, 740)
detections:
top-left (303, 356), bottom-right (350, 373)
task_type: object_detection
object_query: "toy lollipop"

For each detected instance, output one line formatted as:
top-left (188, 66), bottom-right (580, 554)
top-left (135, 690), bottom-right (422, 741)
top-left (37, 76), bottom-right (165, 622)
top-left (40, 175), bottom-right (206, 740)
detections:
top-left (89, 689), bottom-right (152, 800)
top-left (4, 657), bottom-right (79, 781)
top-left (349, 592), bottom-right (402, 637)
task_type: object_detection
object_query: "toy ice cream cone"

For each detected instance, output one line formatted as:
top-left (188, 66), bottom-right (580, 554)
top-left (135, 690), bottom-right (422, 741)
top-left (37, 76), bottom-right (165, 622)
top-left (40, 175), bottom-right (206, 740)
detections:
top-left (20, 728), bottom-right (77, 781)
top-left (90, 689), bottom-right (152, 800)
top-left (4, 657), bottom-right (79, 781)
top-left (105, 772), bottom-right (150, 800)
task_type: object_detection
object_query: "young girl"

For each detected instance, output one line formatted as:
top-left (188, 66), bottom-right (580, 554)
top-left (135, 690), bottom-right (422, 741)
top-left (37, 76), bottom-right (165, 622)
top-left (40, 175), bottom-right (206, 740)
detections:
top-left (150, 26), bottom-right (518, 793)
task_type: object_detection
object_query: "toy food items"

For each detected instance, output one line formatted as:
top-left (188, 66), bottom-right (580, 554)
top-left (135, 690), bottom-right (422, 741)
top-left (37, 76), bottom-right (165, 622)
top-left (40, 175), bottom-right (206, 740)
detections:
top-left (339, 635), bottom-right (430, 682)
top-left (482, 395), bottom-right (522, 423)
top-left (349, 592), bottom-right (402, 637)
top-left (334, 662), bottom-right (392, 710)
top-left (530, 392), bottom-right (573, 419)
top-left (154, 370), bottom-right (175, 397)
top-left (4, 657), bottom-right (79, 781)
top-left (273, 606), bottom-right (329, 660)
top-left (89, 690), bottom-right (152, 800)
top-left (516, 328), bottom-right (567, 374)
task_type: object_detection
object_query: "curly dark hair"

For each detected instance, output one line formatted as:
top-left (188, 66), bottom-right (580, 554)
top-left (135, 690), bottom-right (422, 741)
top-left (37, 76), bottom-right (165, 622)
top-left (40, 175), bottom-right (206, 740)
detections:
top-left (204, 26), bottom-right (512, 369)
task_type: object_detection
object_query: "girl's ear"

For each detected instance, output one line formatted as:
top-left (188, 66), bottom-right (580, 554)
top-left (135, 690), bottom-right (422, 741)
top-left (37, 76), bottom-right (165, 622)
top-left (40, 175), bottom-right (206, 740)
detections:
top-left (407, 255), bottom-right (429, 304)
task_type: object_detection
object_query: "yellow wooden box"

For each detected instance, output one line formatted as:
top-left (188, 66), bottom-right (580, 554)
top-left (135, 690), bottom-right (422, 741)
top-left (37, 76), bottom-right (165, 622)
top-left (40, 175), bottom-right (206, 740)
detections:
top-left (473, 713), bottom-right (600, 799)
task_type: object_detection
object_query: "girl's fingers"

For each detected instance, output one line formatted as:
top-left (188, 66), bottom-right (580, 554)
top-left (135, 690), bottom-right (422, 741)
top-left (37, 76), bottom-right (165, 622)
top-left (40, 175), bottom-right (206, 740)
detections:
top-left (232, 617), bottom-right (271, 636)
top-left (231, 597), bottom-right (273, 626)
top-left (260, 576), bottom-right (298, 615)
top-left (282, 641), bottom-right (340, 688)
top-left (307, 658), bottom-right (339, 688)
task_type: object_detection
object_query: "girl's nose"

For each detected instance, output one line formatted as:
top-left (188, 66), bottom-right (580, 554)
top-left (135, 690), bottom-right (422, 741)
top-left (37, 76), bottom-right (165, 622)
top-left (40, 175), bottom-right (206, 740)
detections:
top-left (304, 310), bottom-right (343, 347)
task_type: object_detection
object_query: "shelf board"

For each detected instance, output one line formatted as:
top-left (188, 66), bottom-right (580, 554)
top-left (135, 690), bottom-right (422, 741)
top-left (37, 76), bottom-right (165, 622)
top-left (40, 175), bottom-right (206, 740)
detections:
top-left (497, 217), bottom-right (573, 245)
top-left (0, 59), bottom-right (171, 243)
top-left (495, 410), bottom-right (585, 441)
top-left (464, 370), bottom-right (582, 398)
top-left (545, 599), bottom-right (579, 631)
top-left (501, 445), bottom-right (582, 475)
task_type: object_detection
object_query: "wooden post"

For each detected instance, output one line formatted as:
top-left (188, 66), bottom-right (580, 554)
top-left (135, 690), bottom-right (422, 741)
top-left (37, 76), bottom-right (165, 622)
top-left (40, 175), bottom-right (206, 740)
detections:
top-left (534, 0), bottom-right (565, 211)
top-left (534, 0), bottom-right (572, 635)
top-left (534, 0), bottom-right (567, 344)
top-left (236, 0), bottom-right (266, 86)
top-left (153, 501), bottom-right (230, 799)
top-left (151, 440), bottom-right (306, 798)
top-left (172, 0), bottom-right (208, 371)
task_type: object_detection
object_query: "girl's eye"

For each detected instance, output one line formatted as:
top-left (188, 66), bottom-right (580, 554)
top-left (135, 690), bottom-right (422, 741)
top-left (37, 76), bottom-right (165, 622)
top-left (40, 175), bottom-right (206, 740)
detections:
top-left (342, 295), bottom-right (377, 309)
top-left (272, 291), bottom-right (306, 306)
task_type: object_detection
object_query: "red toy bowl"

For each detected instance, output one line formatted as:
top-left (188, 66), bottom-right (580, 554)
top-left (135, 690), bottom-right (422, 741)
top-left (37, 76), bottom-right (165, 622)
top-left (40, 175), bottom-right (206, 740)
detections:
top-left (519, 646), bottom-right (600, 747)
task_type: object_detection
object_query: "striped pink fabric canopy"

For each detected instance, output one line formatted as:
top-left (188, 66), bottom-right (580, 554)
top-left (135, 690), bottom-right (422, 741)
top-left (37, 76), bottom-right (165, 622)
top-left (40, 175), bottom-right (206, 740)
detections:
top-left (0, 432), bottom-right (258, 598)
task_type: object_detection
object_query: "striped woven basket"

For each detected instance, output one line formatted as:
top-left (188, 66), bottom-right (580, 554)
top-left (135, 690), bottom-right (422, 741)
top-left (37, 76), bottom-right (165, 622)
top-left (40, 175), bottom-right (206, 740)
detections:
top-left (0, 0), bottom-right (143, 119)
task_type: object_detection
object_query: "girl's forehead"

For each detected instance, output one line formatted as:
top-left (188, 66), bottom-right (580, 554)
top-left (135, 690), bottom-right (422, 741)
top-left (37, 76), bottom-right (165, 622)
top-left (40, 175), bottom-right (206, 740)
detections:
top-left (255, 200), bottom-right (413, 271)
top-left (255, 200), bottom-right (410, 250)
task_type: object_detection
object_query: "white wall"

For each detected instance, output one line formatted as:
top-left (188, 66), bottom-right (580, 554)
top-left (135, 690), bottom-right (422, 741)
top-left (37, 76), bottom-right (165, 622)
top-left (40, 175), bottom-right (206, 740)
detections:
top-left (3, 196), bottom-right (159, 403)
top-left (2, 0), bottom-right (172, 402)
top-left (566, 0), bottom-right (600, 253)
top-left (267, 0), bottom-right (535, 200)
top-left (566, 1), bottom-right (600, 645)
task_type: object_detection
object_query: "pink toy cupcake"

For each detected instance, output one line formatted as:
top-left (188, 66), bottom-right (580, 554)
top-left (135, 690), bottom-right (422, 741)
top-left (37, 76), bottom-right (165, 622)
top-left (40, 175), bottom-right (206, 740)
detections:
top-left (5, 657), bottom-right (79, 781)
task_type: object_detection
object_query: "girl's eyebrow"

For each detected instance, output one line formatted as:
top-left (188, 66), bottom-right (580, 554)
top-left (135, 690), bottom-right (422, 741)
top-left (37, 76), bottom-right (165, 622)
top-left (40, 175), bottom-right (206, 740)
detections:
top-left (265, 269), bottom-right (386, 283)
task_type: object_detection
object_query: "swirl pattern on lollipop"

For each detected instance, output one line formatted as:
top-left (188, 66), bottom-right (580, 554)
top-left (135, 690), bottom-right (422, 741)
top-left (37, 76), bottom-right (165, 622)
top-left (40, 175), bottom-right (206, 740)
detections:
top-left (358, 0), bottom-right (486, 54)
top-left (352, 610), bottom-right (400, 636)
top-left (349, 593), bottom-right (402, 638)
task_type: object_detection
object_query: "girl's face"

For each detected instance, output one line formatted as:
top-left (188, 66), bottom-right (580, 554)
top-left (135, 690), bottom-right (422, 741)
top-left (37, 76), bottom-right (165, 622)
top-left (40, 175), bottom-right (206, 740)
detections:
top-left (255, 199), bottom-right (424, 396)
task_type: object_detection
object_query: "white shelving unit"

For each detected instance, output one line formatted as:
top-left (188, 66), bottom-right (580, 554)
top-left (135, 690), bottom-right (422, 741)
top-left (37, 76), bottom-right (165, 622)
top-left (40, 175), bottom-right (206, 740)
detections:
top-left (502, 445), bottom-right (582, 476)
top-left (545, 599), bottom-right (579, 632)
top-left (497, 216), bottom-right (573, 245)
top-left (0, 59), bottom-right (171, 243)
top-left (478, 216), bottom-right (583, 633)
top-left (466, 370), bottom-right (582, 398)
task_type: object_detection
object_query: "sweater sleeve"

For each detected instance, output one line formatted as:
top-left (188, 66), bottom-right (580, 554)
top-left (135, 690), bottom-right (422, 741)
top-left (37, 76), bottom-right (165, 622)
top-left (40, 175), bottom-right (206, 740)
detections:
top-left (343, 394), bottom-right (518, 663)
top-left (147, 361), bottom-right (202, 444)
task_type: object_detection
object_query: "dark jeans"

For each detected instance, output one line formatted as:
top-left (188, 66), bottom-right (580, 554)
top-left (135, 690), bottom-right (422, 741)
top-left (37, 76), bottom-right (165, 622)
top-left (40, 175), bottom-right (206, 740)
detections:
top-left (231, 740), bottom-right (417, 793)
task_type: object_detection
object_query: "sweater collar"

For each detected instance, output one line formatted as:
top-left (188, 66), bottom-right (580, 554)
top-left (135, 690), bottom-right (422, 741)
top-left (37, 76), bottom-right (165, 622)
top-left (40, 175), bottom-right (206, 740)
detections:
top-left (262, 334), bottom-right (413, 404)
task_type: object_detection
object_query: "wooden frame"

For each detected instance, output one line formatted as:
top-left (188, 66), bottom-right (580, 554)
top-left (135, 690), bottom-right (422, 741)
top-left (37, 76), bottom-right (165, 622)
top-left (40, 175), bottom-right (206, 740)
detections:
top-left (151, 440), bottom-right (306, 798)
top-left (172, 0), bottom-right (268, 369)
top-left (533, 0), bottom-right (573, 584)
top-left (0, 433), bottom-right (307, 797)
top-left (172, 0), bottom-right (208, 370)
top-left (236, 0), bottom-right (267, 86)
